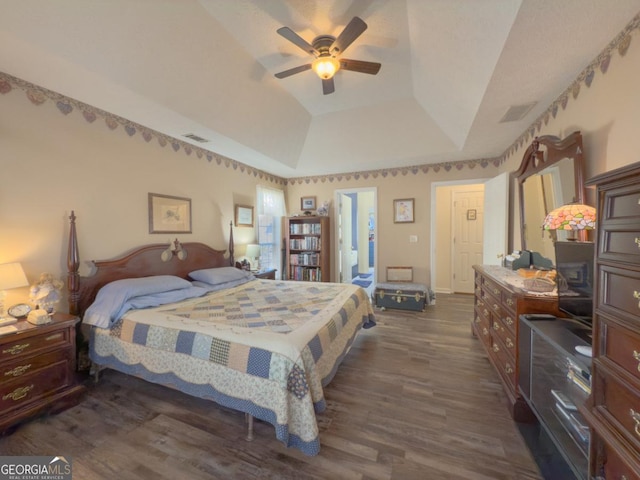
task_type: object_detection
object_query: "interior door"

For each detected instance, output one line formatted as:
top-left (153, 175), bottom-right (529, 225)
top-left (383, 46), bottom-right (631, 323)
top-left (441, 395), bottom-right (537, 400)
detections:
top-left (338, 193), bottom-right (353, 283)
top-left (453, 188), bottom-right (484, 293)
top-left (482, 172), bottom-right (509, 265)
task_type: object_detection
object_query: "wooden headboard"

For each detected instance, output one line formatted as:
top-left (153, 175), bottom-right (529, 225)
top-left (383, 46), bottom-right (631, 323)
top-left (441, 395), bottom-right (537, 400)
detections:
top-left (67, 211), bottom-right (235, 317)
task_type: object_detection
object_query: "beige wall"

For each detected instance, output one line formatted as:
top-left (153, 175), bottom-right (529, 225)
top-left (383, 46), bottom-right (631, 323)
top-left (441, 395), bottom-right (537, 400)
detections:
top-left (286, 166), bottom-right (493, 285)
top-left (2, 22), bottom-right (640, 310)
top-left (0, 86), bottom-right (283, 310)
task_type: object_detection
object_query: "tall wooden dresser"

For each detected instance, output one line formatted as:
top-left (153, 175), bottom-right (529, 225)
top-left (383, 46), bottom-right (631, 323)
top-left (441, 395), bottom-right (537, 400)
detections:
top-left (473, 265), bottom-right (562, 422)
top-left (583, 161), bottom-right (640, 479)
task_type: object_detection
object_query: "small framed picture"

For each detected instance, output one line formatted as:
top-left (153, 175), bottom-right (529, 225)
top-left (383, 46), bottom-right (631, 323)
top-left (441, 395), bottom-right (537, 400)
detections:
top-left (467, 209), bottom-right (477, 221)
top-left (148, 193), bottom-right (192, 234)
top-left (301, 196), bottom-right (316, 211)
top-left (393, 198), bottom-right (414, 223)
top-left (235, 204), bottom-right (254, 227)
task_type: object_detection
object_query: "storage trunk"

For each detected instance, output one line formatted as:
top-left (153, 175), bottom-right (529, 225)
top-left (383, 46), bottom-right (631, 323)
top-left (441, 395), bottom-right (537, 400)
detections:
top-left (373, 282), bottom-right (434, 312)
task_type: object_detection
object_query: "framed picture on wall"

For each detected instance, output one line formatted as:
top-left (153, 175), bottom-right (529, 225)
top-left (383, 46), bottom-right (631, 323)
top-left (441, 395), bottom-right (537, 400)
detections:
top-left (148, 193), bottom-right (192, 233)
top-left (235, 204), bottom-right (254, 227)
top-left (393, 198), bottom-right (414, 223)
top-left (301, 196), bottom-right (316, 211)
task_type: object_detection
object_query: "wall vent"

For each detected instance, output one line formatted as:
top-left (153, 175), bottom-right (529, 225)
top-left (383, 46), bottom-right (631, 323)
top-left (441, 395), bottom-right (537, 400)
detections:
top-left (499, 102), bottom-right (537, 123)
top-left (183, 133), bottom-right (209, 143)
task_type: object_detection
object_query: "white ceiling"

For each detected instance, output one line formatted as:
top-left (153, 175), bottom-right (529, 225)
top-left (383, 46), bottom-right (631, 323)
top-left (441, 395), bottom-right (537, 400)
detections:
top-left (1, 0), bottom-right (639, 178)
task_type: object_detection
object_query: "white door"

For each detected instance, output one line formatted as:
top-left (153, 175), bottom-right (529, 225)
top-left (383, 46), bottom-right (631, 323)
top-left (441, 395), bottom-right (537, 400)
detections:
top-left (338, 194), bottom-right (353, 283)
top-left (482, 172), bottom-right (509, 265)
top-left (453, 189), bottom-right (484, 293)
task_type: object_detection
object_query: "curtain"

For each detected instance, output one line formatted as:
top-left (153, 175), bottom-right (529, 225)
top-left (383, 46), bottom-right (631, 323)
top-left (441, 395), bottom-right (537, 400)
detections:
top-left (256, 185), bottom-right (286, 279)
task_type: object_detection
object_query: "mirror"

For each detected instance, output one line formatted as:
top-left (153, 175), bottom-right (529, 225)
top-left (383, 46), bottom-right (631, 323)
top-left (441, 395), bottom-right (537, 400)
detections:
top-left (513, 131), bottom-right (585, 259)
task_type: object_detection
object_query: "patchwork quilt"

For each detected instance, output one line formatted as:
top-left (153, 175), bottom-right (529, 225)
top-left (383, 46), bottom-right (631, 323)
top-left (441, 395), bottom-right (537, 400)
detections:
top-left (89, 279), bottom-right (375, 455)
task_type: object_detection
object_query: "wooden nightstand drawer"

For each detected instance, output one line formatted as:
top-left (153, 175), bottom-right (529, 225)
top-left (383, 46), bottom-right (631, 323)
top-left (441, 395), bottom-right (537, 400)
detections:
top-left (0, 313), bottom-right (84, 434)
top-left (601, 184), bottom-right (640, 225)
top-left (0, 359), bottom-right (71, 414)
top-left (0, 328), bottom-right (69, 362)
top-left (600, 265), bottom-right (640, 321)
top-left (1, 348), bottom-right (71, 382)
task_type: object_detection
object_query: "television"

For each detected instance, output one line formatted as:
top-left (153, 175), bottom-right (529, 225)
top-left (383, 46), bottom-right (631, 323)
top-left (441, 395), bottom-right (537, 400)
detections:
top-left (554, 241), bottom-right (595, 330)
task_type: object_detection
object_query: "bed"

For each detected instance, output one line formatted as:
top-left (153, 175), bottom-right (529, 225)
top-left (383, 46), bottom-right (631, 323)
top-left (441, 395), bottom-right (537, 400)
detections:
top-left (66, 213), bottom-right (375, 456)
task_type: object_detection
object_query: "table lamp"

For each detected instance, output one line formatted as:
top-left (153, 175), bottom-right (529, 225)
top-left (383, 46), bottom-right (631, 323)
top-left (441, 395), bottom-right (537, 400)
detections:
top-left (245, 244), bottom-right (260, 271)
top-left (542, 203), bottom-right (596, 240)
top-left (0, 262), bottom-right (29, 318)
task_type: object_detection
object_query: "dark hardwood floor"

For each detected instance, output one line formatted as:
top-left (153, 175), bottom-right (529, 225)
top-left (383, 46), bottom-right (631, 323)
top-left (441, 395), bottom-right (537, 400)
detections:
top-left (0, 294), bottom-right (544, 479)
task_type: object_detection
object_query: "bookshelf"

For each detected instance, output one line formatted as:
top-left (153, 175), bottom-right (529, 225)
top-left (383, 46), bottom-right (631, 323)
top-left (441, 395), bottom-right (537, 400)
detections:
top-left (285, 216), bottom-right (330, 282)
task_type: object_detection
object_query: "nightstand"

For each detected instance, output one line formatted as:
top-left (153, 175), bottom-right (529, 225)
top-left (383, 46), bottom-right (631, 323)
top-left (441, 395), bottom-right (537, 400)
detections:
top-left (0, 313), bottom-right (85, 434)
top-left (253, 269), bottom-right (277, 280)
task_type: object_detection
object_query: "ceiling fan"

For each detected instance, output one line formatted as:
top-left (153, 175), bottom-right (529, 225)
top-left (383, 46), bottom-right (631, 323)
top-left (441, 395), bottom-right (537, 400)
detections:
top-left (274, 16), bottom-right (381, 95)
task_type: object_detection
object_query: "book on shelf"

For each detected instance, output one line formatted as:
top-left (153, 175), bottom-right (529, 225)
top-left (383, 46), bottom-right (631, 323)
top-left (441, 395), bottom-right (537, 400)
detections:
top-left (566, 356), bottom-right (591, 383)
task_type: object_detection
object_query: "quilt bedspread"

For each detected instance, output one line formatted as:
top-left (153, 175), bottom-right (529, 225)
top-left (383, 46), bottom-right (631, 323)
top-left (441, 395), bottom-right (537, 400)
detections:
top-left (89, 279), bottom-right (375, 455)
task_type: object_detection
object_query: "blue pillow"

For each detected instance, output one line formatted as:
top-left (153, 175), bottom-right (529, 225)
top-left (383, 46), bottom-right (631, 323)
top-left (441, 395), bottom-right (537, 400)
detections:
top-left (84, 275), bottom-right (191, 328)
top-left (189, 267), bottom-right (253, 286)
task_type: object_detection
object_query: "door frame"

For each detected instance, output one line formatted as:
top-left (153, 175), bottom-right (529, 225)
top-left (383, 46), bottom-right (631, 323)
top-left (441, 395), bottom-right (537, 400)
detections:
top-left (333, 187), bottom-right (378, 285)
top-left (430, 178), bottom-right (490, 294)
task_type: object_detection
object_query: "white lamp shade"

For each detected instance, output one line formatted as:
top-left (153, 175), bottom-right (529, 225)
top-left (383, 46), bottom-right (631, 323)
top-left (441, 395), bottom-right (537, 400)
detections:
top-left (246, 244), bottom-right (260, 259)
top-left (0, 262), bottom-right (28, 290)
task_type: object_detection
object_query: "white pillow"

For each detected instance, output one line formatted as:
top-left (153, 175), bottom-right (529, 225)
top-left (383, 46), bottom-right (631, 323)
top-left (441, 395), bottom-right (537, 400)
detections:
top-left (189, 266), bottom-right (253, 286)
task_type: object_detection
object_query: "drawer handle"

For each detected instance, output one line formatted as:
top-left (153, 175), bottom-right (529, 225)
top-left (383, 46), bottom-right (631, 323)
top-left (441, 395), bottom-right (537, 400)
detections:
top-left (482, 327), bottom-right (489, 336)
top-left (493, 323), bottom-right (502, 332)
top-left (4, 364), bottom-right (32, 377)
top-left (505, 363), bottom-right (513, 374)
top-left (636, 237), bottom-right (640, 249)
top-left (2, 343), bottom-right (30, 355)
top-left (506, 298), bottom-right (514, 307)
top-left (506, 338), bottom-right (514, 349)
top-left (504, 316), bottom-right (514, 326)
top-left (45, 333), bottom-right (63, 342)
top-left (493, 288), bottom-right (499, 295)
top-left (633, 351), bottom-right (640, 372)
top-left (492, 303), bottom-right (499, 312)
top-left (2, 384), bottom-right (34, 401)
top-left (492, 344), bottom-right (500, 353)
top-left (634, 291), bottom-right (640, 308)
top-left (631, 409), bottom-right (640, 437)
top-left (483, 309), bottom-right (489, 317)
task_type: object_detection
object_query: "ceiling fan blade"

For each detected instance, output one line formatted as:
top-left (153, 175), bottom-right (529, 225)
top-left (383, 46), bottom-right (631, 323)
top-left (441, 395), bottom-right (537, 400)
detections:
top-left (274, 64), bottom-right (312, 79)
top-left (322, 78), bottom-right (335, 95)
top-left (277, 27), bottom-right (318, 55)
top-left (331, 16), bottom-right (367, 55)
top-left (339, 58), bottom-right (381, 75)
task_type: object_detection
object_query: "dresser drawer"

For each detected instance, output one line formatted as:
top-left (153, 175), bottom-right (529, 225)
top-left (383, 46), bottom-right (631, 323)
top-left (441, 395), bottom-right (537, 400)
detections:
top-left (482, 277), bottom-right (502, 300)
top-left (599, 439), bottom-right (640, 480)
top-left (491, 335), bottom-right (516, 389)
top-left (600, 266), bottom-right (640, 321)
top-left (492, 316), bottom-right (516, 352)
top-left (596, 368), bottom-right (640, 449)
top-left (602, 318), bottom-right (640, 383)
top-left (600, 228), bottom-right (640, 264)
top-left (601, 184), bottom-right (640, 225)
top-left (0, 359), bottom-right (71, 413)
top-left (0, 328), bottom-right (70, 362)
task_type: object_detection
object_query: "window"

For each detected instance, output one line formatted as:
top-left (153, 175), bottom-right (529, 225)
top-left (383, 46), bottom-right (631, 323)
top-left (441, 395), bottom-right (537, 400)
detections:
top-left (256, 185), bottom-right (286, 278)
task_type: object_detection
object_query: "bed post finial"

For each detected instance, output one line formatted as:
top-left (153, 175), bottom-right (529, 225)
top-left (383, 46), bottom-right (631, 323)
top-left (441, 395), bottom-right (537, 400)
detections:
top-left (67, 210), bottom-right (80, 316)
top-left (229, 221), bottom-right (235, 266)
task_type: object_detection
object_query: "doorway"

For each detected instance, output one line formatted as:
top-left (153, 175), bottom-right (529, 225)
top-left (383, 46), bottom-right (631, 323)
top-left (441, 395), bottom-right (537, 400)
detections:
top-left (431, 175), bottom-right (509, 294)
top-left (334, 188), bottom-right (377, 295)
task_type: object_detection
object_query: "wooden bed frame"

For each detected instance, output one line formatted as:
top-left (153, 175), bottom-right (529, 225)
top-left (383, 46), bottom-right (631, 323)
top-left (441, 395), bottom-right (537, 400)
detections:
top-left (66, 211), bottom-right (235, 317)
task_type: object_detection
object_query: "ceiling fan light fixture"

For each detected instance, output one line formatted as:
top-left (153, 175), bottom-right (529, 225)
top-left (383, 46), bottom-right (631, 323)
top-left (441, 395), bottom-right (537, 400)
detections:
top-left (312, 57), bottom-right (340, 79)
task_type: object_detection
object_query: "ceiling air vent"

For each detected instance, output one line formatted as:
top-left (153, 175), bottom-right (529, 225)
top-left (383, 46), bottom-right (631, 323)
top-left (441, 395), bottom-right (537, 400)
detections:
top-left (499, 102), bottom-right (537, 123)
top-left (183, 133), bottom-right (209, 143)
